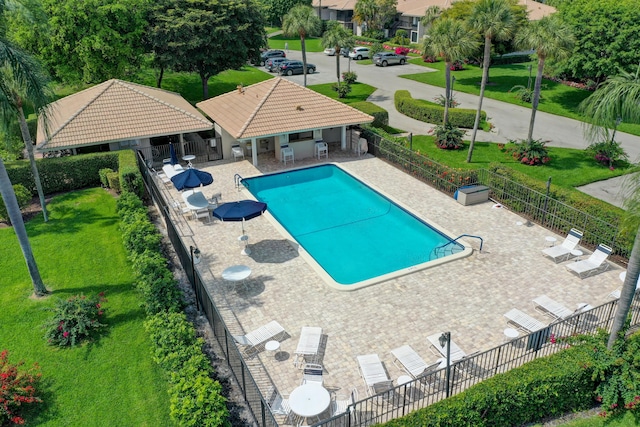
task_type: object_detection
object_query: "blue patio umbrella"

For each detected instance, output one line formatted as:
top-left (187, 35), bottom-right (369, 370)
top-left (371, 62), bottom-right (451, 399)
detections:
top-left (170, 168), bottom-right (214, 191)
top-left (212, 200), bottom-right (267, 235)
top-left (169, 142), bottom-right (179, 165)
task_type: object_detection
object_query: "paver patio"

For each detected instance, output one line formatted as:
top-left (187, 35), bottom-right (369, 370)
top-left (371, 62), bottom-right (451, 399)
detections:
top-left (155, 148), bottom-right (623, 423)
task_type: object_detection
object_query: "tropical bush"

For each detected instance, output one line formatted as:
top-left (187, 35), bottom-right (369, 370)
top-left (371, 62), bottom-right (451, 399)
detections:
top-left (118, 150), bottom-right (144, 198)
top-left (0, 350), bottom-right (42, 425)
top-left (332, 81), bottom-right (352, 98)
top-left (433, 94), bottom-right (460, 108)
top-left (342, 71), bottom-right (358, 84)
top-left (586, 140), bottom-right (628, 169)
top-left (43, 294), bottom-right (108, 347)
top-left (507, 139), bottom-right (551, 165)
top-left (0, 183), bottom-right (31, 223)
top-left (371, 42), bottom-right (384, 55)
top-left (509, 85), bottom-right (534, 103)
top-left (391, 30), bottom-right (409, 46)
top-left (432, 122), bottom-right (464, 149)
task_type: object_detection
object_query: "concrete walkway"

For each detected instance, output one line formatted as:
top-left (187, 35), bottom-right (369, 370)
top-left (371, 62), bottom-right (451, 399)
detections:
top-left (274, 51), bottom-right (638, 207)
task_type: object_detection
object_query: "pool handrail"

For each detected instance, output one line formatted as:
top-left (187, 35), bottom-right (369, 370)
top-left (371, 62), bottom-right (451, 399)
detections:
top-left (234, 173), bottom-right (243, 189)
top-left (434, 234), bottom-right (483, 254)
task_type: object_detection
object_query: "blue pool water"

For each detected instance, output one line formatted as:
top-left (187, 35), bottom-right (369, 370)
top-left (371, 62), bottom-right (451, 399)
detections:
top-left (242, 164), bottom-right (464, 287)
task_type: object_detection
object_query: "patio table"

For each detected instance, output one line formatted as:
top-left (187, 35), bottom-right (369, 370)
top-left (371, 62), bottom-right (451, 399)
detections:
top-left (289, 383), bottom-right (331, 420)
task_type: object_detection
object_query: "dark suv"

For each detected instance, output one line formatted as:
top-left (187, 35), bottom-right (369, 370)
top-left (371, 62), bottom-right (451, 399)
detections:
top-left (278, 60), bottom-right (316, 76)
top-left (260, 50), bottom-right (286, 66)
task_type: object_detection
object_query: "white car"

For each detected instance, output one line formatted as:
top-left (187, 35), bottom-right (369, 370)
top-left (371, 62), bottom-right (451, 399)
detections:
top-left (348, 47), bottom-right (371, 60)
top-left (324, 47), bottom-right (336, 56)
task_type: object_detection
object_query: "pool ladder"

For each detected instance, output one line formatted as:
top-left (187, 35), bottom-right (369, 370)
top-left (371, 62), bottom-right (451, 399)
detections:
top-left (234, 173), bottom-right (244, 190)
top-left (430, 234), bottom-right (484, 260)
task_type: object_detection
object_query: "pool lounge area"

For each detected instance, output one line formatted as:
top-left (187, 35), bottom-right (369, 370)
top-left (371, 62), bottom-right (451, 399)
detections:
top-left (155, 150), bottom-right (624, 424)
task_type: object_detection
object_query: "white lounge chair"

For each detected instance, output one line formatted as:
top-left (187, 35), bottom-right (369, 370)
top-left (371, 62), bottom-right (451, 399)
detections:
top-left (541, 228), bottom-right (583, 262)
top-left (231, 144), bottom-right (244, 161)
top-left (233, 320), bottom-right (286, 357)
top-left (294, 326), bottom-right (322, 368)
top-left (427, 333), bottom-right (467, 362)
top-left (504, 308), bottom-right (547, 333)
top-left (356, 354), bottom-right (390, 396)
top-left (390, 345), bottom-right (441, 379)
top-left (566, 244), bottom-right (612, 278)
top-left (532, 295), bottom-right (574, 320)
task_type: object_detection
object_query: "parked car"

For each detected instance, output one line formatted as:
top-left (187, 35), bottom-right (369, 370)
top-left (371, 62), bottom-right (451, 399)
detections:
top-left (348, 47), bottom-right (370, 60)
top-left (324, 47), bottom-right (350, 56)
top-left (265, 57), bottom-right (288, 72)
top-left (340, 47), bottom-right (350, 57)
top-left (259, 49), bottom-right (286, 66)
top-left (278, 60), bottom-right (316, 76)
top-left (373, 52), bottom-right (407, 67)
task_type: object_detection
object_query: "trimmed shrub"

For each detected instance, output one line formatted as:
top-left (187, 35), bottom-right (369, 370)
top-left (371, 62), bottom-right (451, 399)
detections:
top-left (382, 343), bottom-right (598, 427)
top-left (491, 54), bottom-right (532, 65)
top-left (351, 101), bottom-right (389, 127)
top-left (43, 293), bottom-right (108, 347)
top-left (0, 350), bottom-right (42, 426)
top-left (118, 150), bottom-right (144, 198)
top-left (432, 123), bottom-right (464, 149)
top-left (5, 152), bottom-right (118, 196)
top-left (0, 183), bottom-right (31, 222)
top-left (395, 90), bottom-right (484, 128)
top-left (332, 81), bottom-right (352, 98)
top-left (342, 71), bottom-right (358, 84)
top-left (98, 168), bottom-right (113, 187)
top-left (129, 251), bottom-right (183, 315)
top-left (106, 171), bottom-right (120, 192)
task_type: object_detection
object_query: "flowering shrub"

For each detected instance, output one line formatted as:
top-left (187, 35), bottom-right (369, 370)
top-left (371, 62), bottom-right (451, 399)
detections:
top-left (0, 350), bottom-right (42, 425)
top-left (341, 71), bottom-right (357, 84)
top-left (43, 293), bottom-right (108, 346)
top-left (450, 60), bottom-right (464, 71)
top-left (395, 46), bottom-right (409, 56)
top-left (423, 56), bottom-right (437, 63)
top-left (586, 140), bottom-right (628, 170)
top-left (507, 139), bottom-right (551, 165)
top-left (433, 94), bottom-right (460, 108)
top-left (431, 122), bottom-right (465, 150)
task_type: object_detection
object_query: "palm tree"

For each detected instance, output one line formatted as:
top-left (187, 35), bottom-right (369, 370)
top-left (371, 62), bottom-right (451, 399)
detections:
top-left (421, 5), bottom-right (441, 29)
top-left (579, 64), bottom-right (640, 349)
top-left (516, 15), bottom-right (574, 143)
top-left (422, 18), bottom-right (478, 125)
top-left (466, 0), bottom-right (514, 163)
top-left (321, 21), bottom-right (354, 84)
top-left (283, 5), bottom-right (321, 87)
top-left (0, 41), bottom-right (52, 222)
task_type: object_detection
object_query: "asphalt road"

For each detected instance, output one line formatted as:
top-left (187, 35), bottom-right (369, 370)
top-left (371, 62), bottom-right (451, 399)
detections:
top-left (267, 51), bottom-right (639, 207)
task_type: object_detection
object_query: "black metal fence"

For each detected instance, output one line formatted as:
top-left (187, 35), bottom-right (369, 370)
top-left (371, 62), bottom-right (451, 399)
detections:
top-left (365, 132), bottom-right (629, 260)
top-left (137, 137), bottom-right (222, 168)
top-left (136, 148), bottom-right (638, 427)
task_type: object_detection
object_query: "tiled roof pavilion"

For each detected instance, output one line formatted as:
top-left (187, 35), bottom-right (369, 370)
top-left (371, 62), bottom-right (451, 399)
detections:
top-left (196, 77), bottom-right (374, 140)
top-left (36, 79), bottom-right (212, 151)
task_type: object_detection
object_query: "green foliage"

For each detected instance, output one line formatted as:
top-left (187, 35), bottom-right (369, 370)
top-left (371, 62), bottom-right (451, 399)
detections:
top-left (432, 122), bottom-right (464, 149)
top-left (586, 141), bottom-right (629, 169)
top-left (509, 84), bottom-right (534, 103)
top-left (391, 29), bottom-right (409, 46)
top-left (395, 90), bottom-right (485, 128)
top-left (263, 0), bottom-right (311, 26)
top-left (556, 0), bottom-right (640, 82)
top-left (5, 152), bottom-right (119, 196)
top-left (42, 293), bottom-right (108, 347)
top-left (382, 343), bottom-right (598, 427)
top-left (106, 171), bottom-right (120, 193)
top-left (371, 42), bottom-right (384, 56)
top-left (98, 168), bottom-right (113, 187)
top-left (507, 139), bottom-right (551, 165)
top-left (331, 81), bottom-right (352, 98)
top-left (0, 350), bottom-right (42, 426)
top-left (0, 184), bottom-right (31, 222)
top-left (353, 0), bottom-right (397, 34)
top-left (350, 101), bottom-right (389, 127)
top-left (118, 150), bottom-right (144, 198)
top-left (145, 312), bottom-right (228, 426)
top-left (491, 53), bottom-right (532, 65)
top-left (342, 71), bottom-right (358, 84)
top-left (129, 251), bottom-right (183, 315)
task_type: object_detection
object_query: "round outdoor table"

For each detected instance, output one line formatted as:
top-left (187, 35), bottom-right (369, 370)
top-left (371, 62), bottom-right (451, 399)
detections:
top-left (397, 375), bottom-right (412, 386)
top-left (222, 265), bottom-right (251, 289)
top-left (265, 340), bottom-right (280, 358)
top-left (545, 236), bottom-right (557, 247)
top-left (182, 154), bottom-right (196, 168)
top-left (570, 249), bottom-right (583, 261)
top-left (289, 383), bottom-right (331, 419)
top-left (503, 328), bottom-right (520, 342)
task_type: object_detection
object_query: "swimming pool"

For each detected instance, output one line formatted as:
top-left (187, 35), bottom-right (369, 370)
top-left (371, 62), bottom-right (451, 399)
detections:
top-left (242, 164), bottom-right (471, 289)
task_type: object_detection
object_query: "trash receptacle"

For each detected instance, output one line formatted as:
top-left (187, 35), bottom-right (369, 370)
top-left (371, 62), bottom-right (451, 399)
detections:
top-left (456, 185), bottom-right (489, 206)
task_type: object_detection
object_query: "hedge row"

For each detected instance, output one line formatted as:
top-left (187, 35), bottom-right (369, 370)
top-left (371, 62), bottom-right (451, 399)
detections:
top-left (491, 54), bottom-right (532, 65)
top-left (118, 150), bottom-right (144, 199)
top-left (382, 344), bottom-right (598, 427)
top-left (350, 101), bottom-right (389, 127)
top-left (114, 160), bottom-right (228, 426)
top-left (394, 90), bottom-right (485, 129)
top-left (6, 152), bottom-right (118, 196)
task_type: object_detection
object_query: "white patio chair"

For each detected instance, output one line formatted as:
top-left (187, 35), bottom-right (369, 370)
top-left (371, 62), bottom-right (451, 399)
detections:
top-left (315, 140), bottom-right (328, 160)
top-left (566, 244), bottom-right (612, 278)
top-left (331, 388), bottom-right (358, 416)
top-left (301, 363), bottom-right (324, 385)
top-left (231, 144), bottom-right (245, 161)
top-left (541, 228), bottom-right (583, 262)
top-left (267, 387), bottom-right (291, 417)
top-left (281, 145), bottom-right (294, 165)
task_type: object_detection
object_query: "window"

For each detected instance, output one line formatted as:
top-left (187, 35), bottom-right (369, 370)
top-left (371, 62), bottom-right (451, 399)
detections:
top-left (289, 131), bottom-right (313, 142)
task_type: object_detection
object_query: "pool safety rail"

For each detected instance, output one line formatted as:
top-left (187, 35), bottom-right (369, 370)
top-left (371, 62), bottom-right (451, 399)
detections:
top-left (431, 234), bottom-right (483, 260)
top-left (234, 173), bottom-right (243, 189)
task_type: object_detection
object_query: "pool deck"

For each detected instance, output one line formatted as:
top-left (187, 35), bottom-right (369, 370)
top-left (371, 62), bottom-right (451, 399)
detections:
top-left (157, 149), bottom-right (623, 423)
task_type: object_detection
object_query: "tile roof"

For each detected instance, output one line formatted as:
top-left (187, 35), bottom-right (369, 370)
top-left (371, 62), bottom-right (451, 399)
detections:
top-left (313, 0), bottom-right (555, 20)
top-left (196, 77), bottom-right (374, 140)
top-left (37, 79), bottom-right (213, 150)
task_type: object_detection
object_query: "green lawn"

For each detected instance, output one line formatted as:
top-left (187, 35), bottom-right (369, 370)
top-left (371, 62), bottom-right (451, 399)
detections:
top-left (267, 34), bottom-right (324, 52)
top-left (404, 59), bottom-right (640, 137)
top-left (532, 410), bottom-right (638, 427)
top-left (308, 82), bottom-right (377, 104)
top-left (0, 188), bottom-right (173, 426)
top-left (410, 137), bottom-right (637, 188)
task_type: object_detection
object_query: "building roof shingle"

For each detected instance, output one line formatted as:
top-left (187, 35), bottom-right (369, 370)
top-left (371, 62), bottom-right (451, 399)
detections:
top-left (37, 79), bottom-right (212, 150)
top-left (196, 77), bottom-right (374, 140)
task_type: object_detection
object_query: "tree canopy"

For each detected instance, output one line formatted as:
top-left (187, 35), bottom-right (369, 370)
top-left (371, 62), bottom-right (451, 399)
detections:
top-left (556, 0), bottom-right (640, 82)
top-left (353, 0), bottom-right (397, 37)
top-left (262, 0), bottom-right (310, 26)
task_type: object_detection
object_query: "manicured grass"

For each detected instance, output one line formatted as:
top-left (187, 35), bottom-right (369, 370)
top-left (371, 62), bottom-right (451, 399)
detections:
top-left (532, 411), bottom-right (637, 427)
top-left (0, 188), bottom-right (173, 426)
top-left (404, 59), bottom-right (640, 137)
top-left (265, 26), bottom-right (280, 34)
top-left (410, 136), bottom-right (637, 188)
top-left (267, 34), bottom-right (324, 52)
top-left (308, 82), bottom-right (377, 104)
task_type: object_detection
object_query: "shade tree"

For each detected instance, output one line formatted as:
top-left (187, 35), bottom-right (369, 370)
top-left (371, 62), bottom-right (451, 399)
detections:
top-left (283, 4), bottom-right (320, 87)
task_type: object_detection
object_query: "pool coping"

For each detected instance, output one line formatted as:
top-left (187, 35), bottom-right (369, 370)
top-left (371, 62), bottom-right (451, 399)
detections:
top-left (240, 162), bottom-right (474, 291)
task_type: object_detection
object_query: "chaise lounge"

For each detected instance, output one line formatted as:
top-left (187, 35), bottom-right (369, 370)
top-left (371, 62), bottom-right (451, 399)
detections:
top-left (566, 244), bottom-right (612, 278)
top-left (541, 228), bottom-right (583, 263)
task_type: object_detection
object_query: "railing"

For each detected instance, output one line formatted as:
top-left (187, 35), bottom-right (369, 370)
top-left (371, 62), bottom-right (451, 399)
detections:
top-left (136, 148), bottom-right (638, 427)
top-left (136, 136), bottom-right (222, 168)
